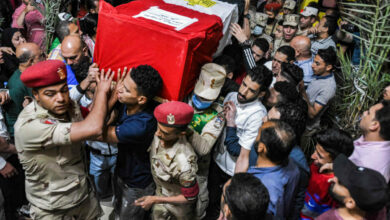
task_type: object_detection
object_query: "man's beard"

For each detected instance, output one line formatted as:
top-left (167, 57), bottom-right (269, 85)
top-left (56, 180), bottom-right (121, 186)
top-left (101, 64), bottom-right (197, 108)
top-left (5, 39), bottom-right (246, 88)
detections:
top-left (237, 92), bottom-right (258, 104)
top-left (267, 17), bottom-right (275, 25)
top-left (70, 55), bottom-right (91, 83)
top-left (328, 183), bottom-right (346, 206)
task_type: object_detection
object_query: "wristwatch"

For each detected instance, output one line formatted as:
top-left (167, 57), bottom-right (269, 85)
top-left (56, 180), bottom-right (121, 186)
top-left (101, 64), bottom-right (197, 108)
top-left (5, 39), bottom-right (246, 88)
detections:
top-left (244, 13), bottom-right (251, 20)
top-left (240, 39), bottom-right (251, 46)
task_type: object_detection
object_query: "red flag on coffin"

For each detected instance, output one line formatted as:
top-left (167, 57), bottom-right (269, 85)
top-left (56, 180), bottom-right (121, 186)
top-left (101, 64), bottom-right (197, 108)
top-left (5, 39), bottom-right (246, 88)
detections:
top-left (94, 0), bottom-right (223, 101)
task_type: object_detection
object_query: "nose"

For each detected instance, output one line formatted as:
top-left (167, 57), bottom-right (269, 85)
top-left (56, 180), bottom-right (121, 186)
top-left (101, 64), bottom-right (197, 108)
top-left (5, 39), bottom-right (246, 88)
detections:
top-left (66, 59), bottom-right (74, 65)
top-left (55, 92), bottom-right (65, 103)
top-left (311, 151), bottom-right (317, 160)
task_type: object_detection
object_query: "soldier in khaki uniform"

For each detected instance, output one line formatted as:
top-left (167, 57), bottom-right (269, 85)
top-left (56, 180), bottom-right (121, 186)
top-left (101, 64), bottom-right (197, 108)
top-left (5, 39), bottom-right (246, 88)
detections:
top-left (273, 14), bottom-right (299, 55)
top-left (135, 101), bottom-right (199, 220)
top-left (248, 11), bottom-right (273, 44)
top-left (264, 2), bottom-right (282, 36)
top-left (186, 63), bottom-right (226, 219)
top-left (14, 60), bottom-right (114, 219)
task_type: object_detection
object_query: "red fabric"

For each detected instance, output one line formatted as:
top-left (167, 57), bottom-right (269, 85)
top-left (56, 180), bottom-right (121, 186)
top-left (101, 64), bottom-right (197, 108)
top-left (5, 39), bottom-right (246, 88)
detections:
top-left (265, 3), bottom-right (282, 12)
top-left (80, 106), bottom-right (90, 119)
top-left (181, 182), bottom-right (199, 198)
top-left (94, 0), bottom-right (223, 100)
top-left (300, 163), bottom-right (337, 219)
top-left (154, 101), bottom-right (194, 126)
top-left (21, 60), bottom-right (67, 88)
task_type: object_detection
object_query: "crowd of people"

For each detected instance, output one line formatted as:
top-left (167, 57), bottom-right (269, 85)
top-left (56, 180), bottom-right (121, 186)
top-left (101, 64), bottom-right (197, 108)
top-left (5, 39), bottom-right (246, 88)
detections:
top-left (0, 0), bottom-right (389, 219)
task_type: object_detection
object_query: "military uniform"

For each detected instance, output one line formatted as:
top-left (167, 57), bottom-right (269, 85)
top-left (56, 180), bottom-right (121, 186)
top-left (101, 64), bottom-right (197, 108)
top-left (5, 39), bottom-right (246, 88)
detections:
top-left (186, 63), bottom-right (226, 219)
top-left (14, 60), bottom-right (101, 220)
top-left (15, 100), bottom-right (100, 220)
top-left (149, 135), bottom-right (198, 220)
top-left (149, 101), bottom-right (199, 220)
top-left (273, 38), bottom-right (291, 54)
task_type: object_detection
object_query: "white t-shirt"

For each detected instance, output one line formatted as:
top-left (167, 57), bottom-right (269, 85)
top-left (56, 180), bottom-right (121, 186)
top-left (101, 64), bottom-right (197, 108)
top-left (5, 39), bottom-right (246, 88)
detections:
top-left (214, 92), bottom-right (267, 176)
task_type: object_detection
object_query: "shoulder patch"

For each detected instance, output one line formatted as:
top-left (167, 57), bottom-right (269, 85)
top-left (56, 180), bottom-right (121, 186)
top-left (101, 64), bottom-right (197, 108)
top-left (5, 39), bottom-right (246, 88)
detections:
top-left (40, 119), bottom-right (58, 125)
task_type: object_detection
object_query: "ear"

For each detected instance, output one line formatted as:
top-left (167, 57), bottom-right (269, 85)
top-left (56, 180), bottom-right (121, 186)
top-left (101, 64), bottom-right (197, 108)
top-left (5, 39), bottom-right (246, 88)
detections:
top-left (138, 95), bottom-right (147, 106)
top-left (325, 64), bottom-right (333, 72)
top-left (258, 90), bottom-right (266, 99)
top-left (345, 197), bottom-right (357, 210)
top-left (32, 89), bottom-right (39, 102)
top-left (82, 46), bottom-right (88, 56)
top-left (369, 120), bottom-right (380, 132)
top-left (257, 142), bottom-right (267, 154)
top-left (90, 9), bottom-right (96, 14)
top-left (227, 72), bottom-right (234, 79)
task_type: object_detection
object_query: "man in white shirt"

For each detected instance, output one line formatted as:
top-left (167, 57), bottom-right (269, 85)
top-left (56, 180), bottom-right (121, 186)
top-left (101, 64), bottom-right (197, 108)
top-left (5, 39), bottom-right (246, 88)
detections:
top-left (205, 65), bottom-right (273, 219)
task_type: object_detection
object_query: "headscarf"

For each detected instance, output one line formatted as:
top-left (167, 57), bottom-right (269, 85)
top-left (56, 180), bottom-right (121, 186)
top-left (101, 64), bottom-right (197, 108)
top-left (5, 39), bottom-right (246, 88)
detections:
top-left (1, 28), bottom-right (21, 51)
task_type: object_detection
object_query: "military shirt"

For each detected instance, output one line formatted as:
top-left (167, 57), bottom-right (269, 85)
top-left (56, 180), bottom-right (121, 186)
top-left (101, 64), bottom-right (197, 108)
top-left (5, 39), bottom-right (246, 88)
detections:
top-left (149, 135), bottom-right (198, 218)
top-left (15, 100), bottom-right (89, 211)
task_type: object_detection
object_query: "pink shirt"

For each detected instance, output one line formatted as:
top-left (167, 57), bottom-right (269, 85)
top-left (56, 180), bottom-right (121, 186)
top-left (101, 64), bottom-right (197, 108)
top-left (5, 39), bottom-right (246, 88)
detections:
top-left (349, 136), bottom-right (390, 182)
top-left (12, 3), bottom-right (45, 49)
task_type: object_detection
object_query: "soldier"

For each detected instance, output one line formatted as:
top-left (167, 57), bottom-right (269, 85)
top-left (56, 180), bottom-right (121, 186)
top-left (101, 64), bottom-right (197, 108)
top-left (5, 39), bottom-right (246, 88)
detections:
top-left (187, 63), bottom-right (226, 219)
top-left (248, 12), bottom-right (273, 44)
top-left (264, 2), bottom-right (282, 36)
top-left (135, 101), bottom-right (199, 220)
top-left (14, 60), bottom-right (114, 219)
top-left (273, 14), bottom-right (299, 55)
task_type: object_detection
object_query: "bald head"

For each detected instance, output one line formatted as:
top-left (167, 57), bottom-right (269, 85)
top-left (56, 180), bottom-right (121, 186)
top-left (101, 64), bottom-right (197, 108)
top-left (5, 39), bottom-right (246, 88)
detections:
top-left (290, 36), bottom-right (311, 59)
top-left (16, 43), bottom-right (42, 66)
top-left (61, 34), bottom-right (84, 53)
top-left (61, 34), bottom-right (88, 65)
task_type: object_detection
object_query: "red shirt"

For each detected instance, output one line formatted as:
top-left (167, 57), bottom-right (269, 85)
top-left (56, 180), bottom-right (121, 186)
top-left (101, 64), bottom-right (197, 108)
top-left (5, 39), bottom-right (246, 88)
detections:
top-left (300, 163), bottom-right (337, 219)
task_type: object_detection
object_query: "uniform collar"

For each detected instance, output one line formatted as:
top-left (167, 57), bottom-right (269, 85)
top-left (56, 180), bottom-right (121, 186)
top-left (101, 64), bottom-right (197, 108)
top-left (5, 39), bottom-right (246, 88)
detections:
top-left (33, 99), bottom-right (73, 122)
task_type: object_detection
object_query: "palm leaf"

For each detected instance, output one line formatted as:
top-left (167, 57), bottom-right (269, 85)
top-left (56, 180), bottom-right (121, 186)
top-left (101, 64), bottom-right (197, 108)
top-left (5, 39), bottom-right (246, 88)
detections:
top-left (333, 0), bottom-right (390, 137)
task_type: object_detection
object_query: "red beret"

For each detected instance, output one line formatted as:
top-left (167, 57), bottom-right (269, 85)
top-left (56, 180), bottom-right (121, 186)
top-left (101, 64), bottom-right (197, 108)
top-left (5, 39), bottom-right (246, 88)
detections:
top-left (21, 60), bottom-right (67, 88)
top-left (265, 3), bottom-right (282, 12)
top-left (154, 101), bottom-right (194, 126)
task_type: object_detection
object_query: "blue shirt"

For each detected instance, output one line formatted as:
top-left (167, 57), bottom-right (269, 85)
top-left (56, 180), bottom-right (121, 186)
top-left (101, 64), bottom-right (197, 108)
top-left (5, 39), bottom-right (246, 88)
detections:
top-left (248, 159), bottom-right (300, 218)
top-left (66, 64), bottom-right (78, 88)
top-left (295, 58), bottom-right (314, 86)
top-left (115, 105), bottom-right (157, 188)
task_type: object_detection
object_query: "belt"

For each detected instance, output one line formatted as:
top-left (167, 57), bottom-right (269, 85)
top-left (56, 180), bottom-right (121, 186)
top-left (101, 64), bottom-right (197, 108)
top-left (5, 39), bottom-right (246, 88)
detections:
top-left (89, 146), bottom-right (117, 157)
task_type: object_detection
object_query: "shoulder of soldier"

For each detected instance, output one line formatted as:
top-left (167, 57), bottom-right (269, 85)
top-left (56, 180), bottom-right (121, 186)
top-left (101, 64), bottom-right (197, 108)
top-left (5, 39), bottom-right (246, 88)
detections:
top-left (174, 137), bottom-right (197, 168)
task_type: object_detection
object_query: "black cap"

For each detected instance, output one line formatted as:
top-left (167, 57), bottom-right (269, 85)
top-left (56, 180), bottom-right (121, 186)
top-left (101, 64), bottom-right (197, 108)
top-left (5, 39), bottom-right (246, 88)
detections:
top-left (334, 154), bottom-right (389, 212)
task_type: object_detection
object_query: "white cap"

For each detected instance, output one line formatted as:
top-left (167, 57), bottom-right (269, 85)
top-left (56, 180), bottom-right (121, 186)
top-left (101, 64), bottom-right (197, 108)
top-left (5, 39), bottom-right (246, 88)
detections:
top-left (300, 7), bottom-right (318, 17)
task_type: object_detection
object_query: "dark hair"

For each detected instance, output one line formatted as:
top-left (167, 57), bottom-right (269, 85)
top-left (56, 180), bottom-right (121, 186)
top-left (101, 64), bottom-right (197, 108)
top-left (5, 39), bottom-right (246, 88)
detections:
top-left (274, 101), bottom-right (307, 141)
top-left (273, 81), bottom-right (299, 103)
top-left (376, 100), bottom-right (390, 140)
top-left (79, 13), bottom-right (98, 38)
top-left (56, 20), bottom-right (73, 42)
top-left (280, 63), bottom-right (303, 86)
top-left (247, 65), bottom-right (273, 93)
top-left (323, 15), bottom-right (337, 36)
top-left (253, 38), bottom-right (270, 54)
top-left (276, 45), bottom-right (295, 62)
top-left (259, 119), bottom-right (296, 165)
top-left (315, 128), bottom-right (354, 159)
top-left (85, 0), bottom-right (98, 12)
top-left (130, 65), bottom-right (163, 102)
top-left (213, 55), bottom-right (237, 78)
top-left (222, 44), bottom-right (243, 76)
top-left (225, 173), bottom-right (270, 220)
top-left (317, 47), bottom-right (337, 67)
top-left (17, 50), bottom-right (32, 63)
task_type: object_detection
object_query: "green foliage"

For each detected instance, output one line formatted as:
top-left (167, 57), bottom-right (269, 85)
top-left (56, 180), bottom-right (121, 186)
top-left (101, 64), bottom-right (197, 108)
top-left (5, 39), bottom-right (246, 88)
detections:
top-left (334, 0), bottom-right (390, 137)
top-left (31, 0), bottom-right (62, 53)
